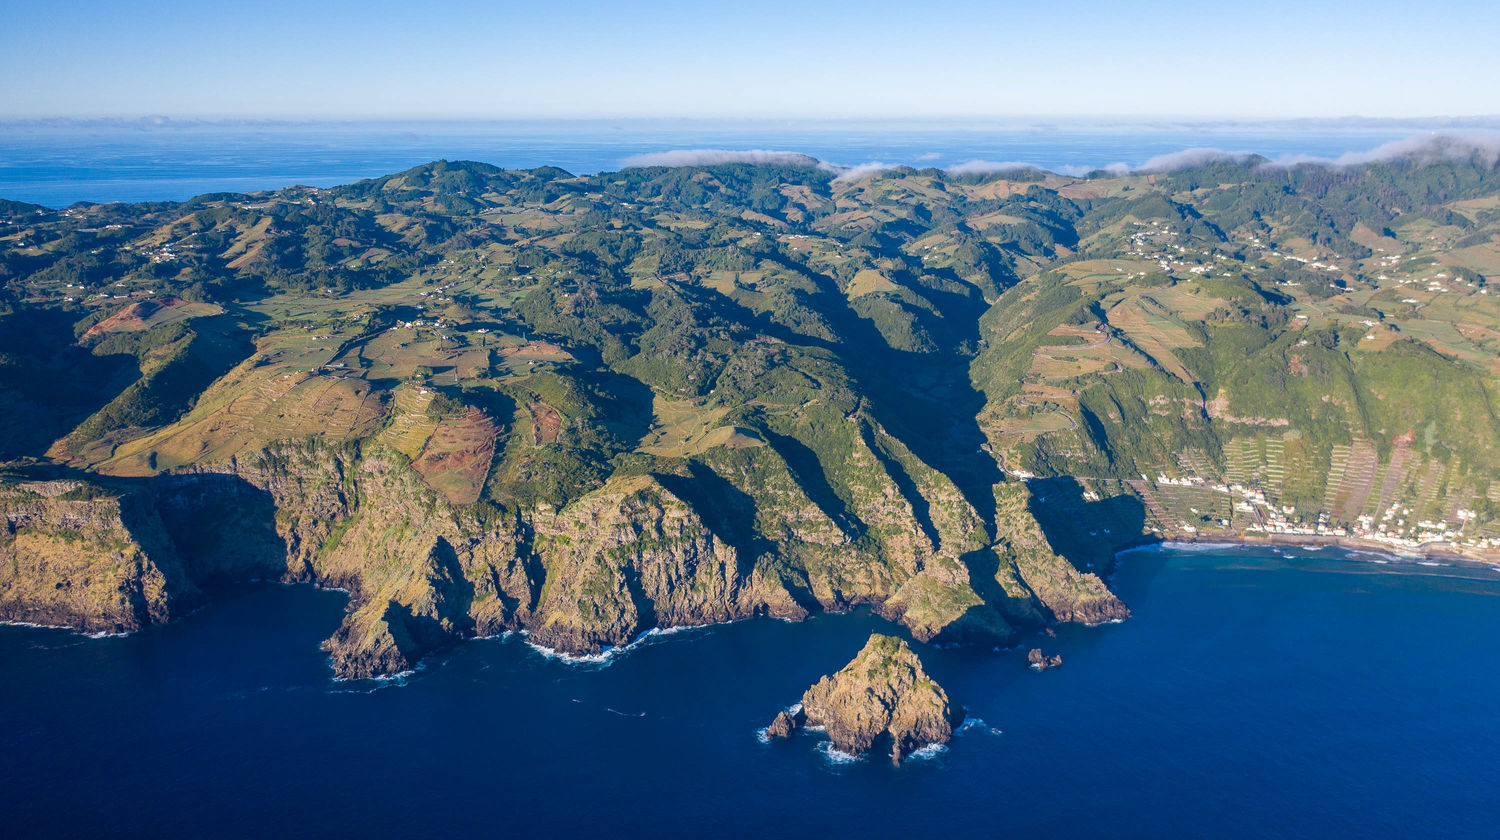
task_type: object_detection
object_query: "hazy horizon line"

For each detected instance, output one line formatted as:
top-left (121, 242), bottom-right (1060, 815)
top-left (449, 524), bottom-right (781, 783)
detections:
top-left (5, 114), bottom-right (1500, 131)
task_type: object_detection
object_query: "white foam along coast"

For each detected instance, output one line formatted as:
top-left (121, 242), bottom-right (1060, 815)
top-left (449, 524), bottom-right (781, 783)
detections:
top-left (1, 619), bottom-right (128, 639)
top-left (904, 743), bottom-right (949, 761)
top-left (815, 741), bottom-right (864, 765)
top-left (520, 623), bottom-right (708, 666)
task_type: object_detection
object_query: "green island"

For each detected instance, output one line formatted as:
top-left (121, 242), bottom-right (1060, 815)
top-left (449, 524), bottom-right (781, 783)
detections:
top-left (3, 140), bottom-right (1499, 678)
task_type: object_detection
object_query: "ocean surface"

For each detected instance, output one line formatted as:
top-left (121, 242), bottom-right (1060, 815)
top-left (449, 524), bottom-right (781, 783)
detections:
top-left (3, 544), bottom-right (1499, 838)
top-left (0, 120), bottom-right (1480, 207)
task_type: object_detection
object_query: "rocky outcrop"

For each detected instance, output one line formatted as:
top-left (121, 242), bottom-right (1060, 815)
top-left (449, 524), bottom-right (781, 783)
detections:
top-left (781, 633), bottom-right (962, 762)
top-left (305, 448), bottom-right (536, 678)
top-left (325, 601), bottom-right (432, 678)
top-left (528, 474), bottom-right (799, 654)
top-left (1, 479), bottom-right (201, 633)
top-left (1027, 648), bottom-right (1062, 670)
top-left (877, 554), bottom-right (1014, 645)
top-left (766, 708), bottom-right (802, 738)
top-left (992, 483), bottom-right (1130, 625)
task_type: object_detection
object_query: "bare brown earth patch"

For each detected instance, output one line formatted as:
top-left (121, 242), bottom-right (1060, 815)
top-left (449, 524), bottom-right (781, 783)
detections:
top-left (83, 297), bottom-right (219, 339)
top-left (528, 402), bottom-right (562, 445)
top-left (1206, 391), bottom-right (1290, 427)
top-left (498, 340), bottom-right (572, 362)
top-left (410, 408), bottom-right (499, 505)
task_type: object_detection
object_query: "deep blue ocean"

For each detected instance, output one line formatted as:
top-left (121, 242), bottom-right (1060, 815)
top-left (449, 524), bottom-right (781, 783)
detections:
top-left (3, 544), bottom-right (1499, 839)
top-left (0, 120), bottom-right (1478, 207)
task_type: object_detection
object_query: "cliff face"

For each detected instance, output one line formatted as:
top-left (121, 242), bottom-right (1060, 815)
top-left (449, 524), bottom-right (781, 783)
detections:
top-left (250, 444), bottom-right (537, 679)
top-left (187, 442), bottom-right (792, 678)
top-left (0, 480), bottom-right (200, 633)
top-left (1, 434), bottom-right (1131, 680)
top-left (206, 444), bottom-right (358, 580)
top-left (990, 483), bottom-right (1130, 626)
top-left (529, 474), bottom-right (804, 654)
top-left (793, 633), bottom-right (961, 762)
top-left (693, 422), bottom-right (1021, 648)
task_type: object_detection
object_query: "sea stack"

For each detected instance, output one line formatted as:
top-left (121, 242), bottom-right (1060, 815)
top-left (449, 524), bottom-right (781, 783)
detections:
top-left (1027, 648), bottom-right (1063, 670)
top-left (766, 709), bottom-right (803, 738)
top-left (770, 633), bottom-right (962, 762)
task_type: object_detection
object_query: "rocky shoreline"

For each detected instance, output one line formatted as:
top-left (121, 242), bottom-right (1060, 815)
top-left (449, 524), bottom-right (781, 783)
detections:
top-left (16, 452), bottom-right (1493, 688)
top-left (1131, 532), bottom-right (1500, 566)
top-left (2, 444), bottom-right (1130, 680)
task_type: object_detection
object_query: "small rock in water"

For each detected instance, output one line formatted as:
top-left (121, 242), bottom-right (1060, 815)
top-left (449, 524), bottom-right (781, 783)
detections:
top-left (1027, 648), bottom-right (1063, 670)
top-left (766, 709), bottom-right (803, 738)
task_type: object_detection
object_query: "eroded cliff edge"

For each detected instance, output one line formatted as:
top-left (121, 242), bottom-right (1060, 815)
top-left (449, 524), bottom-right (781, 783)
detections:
top-left (3, 434), bottom-right (1126, 679)
top-left (0, 479), bottom-right (199, 633)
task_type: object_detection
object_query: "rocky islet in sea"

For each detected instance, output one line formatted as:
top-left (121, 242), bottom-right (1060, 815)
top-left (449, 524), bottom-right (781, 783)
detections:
top-left (767, 633), bottom-right (963, 763)
top-left (1027, 648), bottom-right (1062, 670)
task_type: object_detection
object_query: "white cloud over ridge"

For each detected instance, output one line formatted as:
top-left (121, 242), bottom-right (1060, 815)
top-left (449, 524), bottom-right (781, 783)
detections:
top-left (1136, 133), bottom-right (1500, 173)
top-left (617, 150), bottom-right (907, 181)
top-left (617, 133), bottom-right (1500, 182)
top-left (949, 160), bottom-right (1138, 178)
top-left (1271, 132), bottom-right (1500, 169)
top-left (945, 160), bottom-right (1042, 176)
top-left (830, 161), bottom-right (899, 182)
top-left (620, 149), bottom-right (825, 169)
top-left (1136, 148), bottom-right (1255, 173)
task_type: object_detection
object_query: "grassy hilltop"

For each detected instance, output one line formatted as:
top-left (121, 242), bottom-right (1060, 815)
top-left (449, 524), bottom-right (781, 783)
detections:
top-left (3, 142), bottom-right (1499, 673)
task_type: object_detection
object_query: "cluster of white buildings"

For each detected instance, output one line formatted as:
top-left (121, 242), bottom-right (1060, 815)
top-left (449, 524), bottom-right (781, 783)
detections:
top-left (390, 317), bottom-right (451, 331)
top-left (1136, 471), bottom-right (1497, 553)
top-left (1121, 222), bottom-right (1243, 279)
top-left (1267, 250), bottom-right (1345, 274)
top-left (1388, 269), bottom-right (1485, 296)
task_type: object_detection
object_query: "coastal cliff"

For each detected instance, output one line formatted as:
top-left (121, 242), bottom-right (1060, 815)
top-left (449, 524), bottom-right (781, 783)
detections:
top-left (991, 484), bottom-right (1130, 625)
top-left (1, 480), bottom-right (199, 633)
top-left (0, 440), bottom-right (1133, 679)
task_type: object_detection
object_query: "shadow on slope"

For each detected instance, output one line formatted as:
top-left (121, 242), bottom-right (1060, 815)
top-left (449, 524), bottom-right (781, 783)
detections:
top-left (1025, 476), bottom-right (1150, 574)
top-left (0, 307), bottom-right (139, 460)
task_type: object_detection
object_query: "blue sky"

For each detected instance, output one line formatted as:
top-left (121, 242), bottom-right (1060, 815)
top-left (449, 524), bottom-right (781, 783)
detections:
top-left (3, 0), bottom-right (1497, 119)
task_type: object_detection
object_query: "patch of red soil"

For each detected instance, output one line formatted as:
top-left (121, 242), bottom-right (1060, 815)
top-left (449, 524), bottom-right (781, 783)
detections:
top-left (528, 401), bottom-right (562, 445)
top-left (83, 296), bottom-right (187, 339)
top-left (411, 408), bottom-right (499, 505)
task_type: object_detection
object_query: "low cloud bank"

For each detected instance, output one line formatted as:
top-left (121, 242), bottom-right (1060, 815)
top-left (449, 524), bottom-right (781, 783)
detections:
top-left (1134, 133), bottom-right (1500, 174)
top-left (1136, 148), bottom-right (1255, 173)
top-left (618, 132), bottom-right (1500, 181)
top-left (943, 150), bottom-right (1257, 178)
top-left (617, 149), bottom-right (900, 181)
top-left (1270, 132), bottom-right (1500, 169)
top-left (620, 149), bottom-right (824, 169)
top-left (946, 160), bottom-right (1043, 176)
top-left (831, 161), bottom-right (899, 182)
